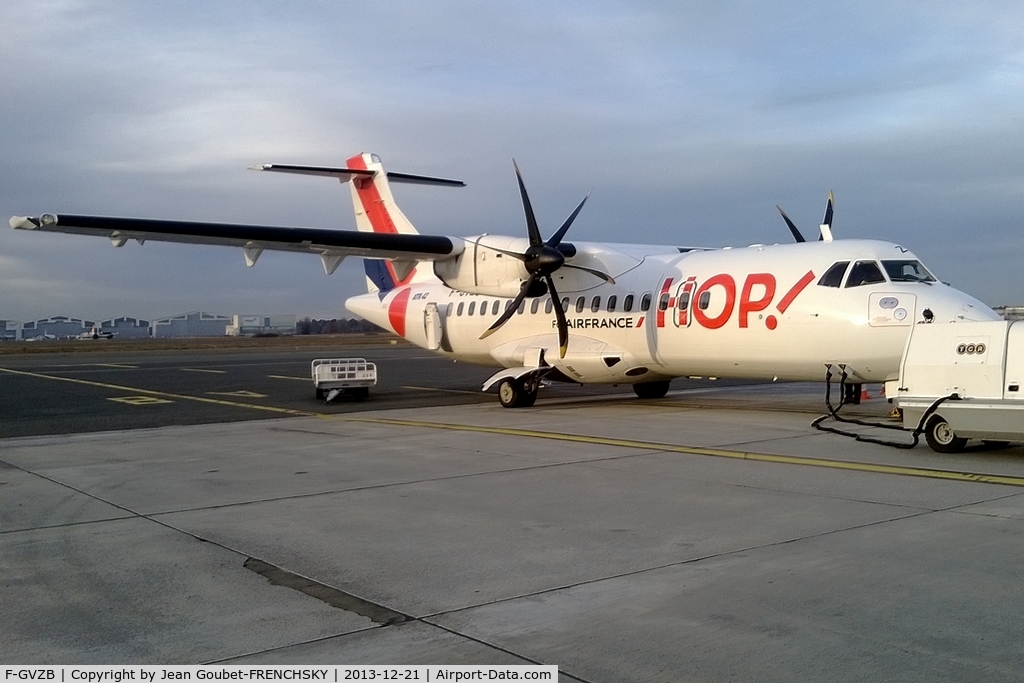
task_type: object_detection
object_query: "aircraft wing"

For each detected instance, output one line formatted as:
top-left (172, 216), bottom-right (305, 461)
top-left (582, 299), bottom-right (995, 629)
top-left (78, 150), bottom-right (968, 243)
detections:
top-left (9, 213), bottom-right (464, 269)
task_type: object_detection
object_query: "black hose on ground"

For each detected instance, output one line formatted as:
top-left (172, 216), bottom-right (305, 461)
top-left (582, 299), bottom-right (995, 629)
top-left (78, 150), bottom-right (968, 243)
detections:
top-left (811, 364), bottom-right (960, 449)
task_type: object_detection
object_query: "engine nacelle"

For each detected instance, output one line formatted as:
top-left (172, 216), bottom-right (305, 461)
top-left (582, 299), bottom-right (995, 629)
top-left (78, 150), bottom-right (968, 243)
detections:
top-left (433, 235), bottom-right (532, 297)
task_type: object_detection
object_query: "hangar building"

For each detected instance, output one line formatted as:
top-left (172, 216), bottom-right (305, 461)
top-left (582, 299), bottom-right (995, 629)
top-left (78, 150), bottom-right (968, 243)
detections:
top-left (151, 311), bottom-right (232, 338)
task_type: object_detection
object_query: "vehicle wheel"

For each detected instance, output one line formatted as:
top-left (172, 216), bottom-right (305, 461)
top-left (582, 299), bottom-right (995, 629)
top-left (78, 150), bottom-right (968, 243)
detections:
top-left (498, 378), bottom-right (531, 408)
top-left (352, 387), bottom-right (370, 401)
top-left (924, 415), bottom-right (967, 453)
top-left (633, 380), bottom-right (671, 399)
top-left (315, 387), bottom-right (325, 400)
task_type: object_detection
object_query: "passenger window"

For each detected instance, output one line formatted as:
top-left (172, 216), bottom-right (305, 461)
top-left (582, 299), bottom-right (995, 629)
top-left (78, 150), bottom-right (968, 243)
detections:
top-left (640, 292), bottom-right (652, 311)
top-left (623, 294), bottom-right (634, 312)
top-left (818, 261), bottom-right (850, 288)
top-left (591, 297), bottom-right (601, 312)
top-left (845, 261), bottom-right (886, 287)
top-left (457, 302), bottom-right (464, 316)
top-left (545, 299), bottom-right (554, 314)
top-left (517, 299), bottom-right (526, 314)
top-left (561, 297), bottom-right (570, 311)
top-left (467, 301), bottom-right (475, 315)
top-left (531, 298), bottom-right (541, 314)
top-left (492, 300), bottom-right (501, 315)
top-left (658, 292), bottom-right (670, 311)
top-left (698, 291), bottom-right (711, 310)
top-left (608, 295), bottom-right (617, 312)
top-left (446, 303), bottom-right (453, 317)
top-left (575, 296), bottom-right (586, 313)
top-left (678, 291), bottom-right (690, 310)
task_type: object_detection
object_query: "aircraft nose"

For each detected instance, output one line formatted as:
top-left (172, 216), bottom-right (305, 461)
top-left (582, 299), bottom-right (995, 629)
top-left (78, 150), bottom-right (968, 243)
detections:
top-left (920, 286), bottom-right (1001, 324)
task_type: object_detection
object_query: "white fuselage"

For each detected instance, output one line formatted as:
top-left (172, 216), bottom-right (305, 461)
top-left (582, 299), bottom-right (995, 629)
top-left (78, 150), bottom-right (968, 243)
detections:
top-left (347, 239), bottom-right (998, 386)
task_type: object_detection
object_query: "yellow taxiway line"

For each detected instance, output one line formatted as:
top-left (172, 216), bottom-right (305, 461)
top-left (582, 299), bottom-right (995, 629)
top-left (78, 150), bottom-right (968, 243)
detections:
top-left (0, 366), bottom-right (314, 417)
top-left (5, 365), bottom-right (1024, 488)
top-left (346, 416), bottom-right (1024, 489)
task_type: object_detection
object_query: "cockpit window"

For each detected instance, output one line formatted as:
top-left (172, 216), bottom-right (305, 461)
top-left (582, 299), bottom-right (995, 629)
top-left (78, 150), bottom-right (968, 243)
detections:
top-left (818, 261), bottom-right (850, 288)
top-left (845, 260), bottom-right (887, 287)
top-left (882, 260), bottom-right (936, 283)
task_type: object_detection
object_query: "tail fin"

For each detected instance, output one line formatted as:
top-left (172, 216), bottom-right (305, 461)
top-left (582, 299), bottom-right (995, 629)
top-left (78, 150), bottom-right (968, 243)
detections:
top-left (346, 153), bottom-right (426, 292)
top-left (251, 154), bottom-right (463, 293)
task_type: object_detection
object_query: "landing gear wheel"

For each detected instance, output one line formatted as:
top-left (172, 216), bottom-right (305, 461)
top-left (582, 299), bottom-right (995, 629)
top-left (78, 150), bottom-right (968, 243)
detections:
top-left (924, 414), bottom-right (967, 453)
top-left (315, 388), bottom-right (325, 400)
top-left (633, 380), bottom-right (671, 399)
top-left (352, 387), bottom-right (370, 401)
top-left (498, 378), bottom-right (537, 408)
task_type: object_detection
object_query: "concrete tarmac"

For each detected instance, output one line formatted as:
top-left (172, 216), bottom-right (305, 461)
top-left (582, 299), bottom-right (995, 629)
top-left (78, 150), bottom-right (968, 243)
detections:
top-left (2, 345), bottom-right (1024, 681)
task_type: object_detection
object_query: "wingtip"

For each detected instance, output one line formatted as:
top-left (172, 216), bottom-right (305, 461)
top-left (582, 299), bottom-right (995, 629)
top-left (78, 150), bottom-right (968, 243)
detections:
top-left (10, 215), bottom-right (40, 230)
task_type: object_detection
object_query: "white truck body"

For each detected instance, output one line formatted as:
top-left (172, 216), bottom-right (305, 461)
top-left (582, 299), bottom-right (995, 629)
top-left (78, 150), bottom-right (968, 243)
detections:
top-left (895, 321), bottom-right (1024, 446)
top-left (311, 358), bottom-right (377, 400)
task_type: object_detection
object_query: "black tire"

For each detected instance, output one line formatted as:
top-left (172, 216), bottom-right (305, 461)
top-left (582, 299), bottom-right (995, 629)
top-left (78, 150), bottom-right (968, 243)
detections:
top-left (497, 378), bottom-right (536, 408)
top-left (924, 414), bottom-right (967, 453)
top-left (315, 387), bottom-right (325, 400)
top-left (633, 380), bottom-right (671, 399)
top-left (352, 387), bottom-right (370, 401)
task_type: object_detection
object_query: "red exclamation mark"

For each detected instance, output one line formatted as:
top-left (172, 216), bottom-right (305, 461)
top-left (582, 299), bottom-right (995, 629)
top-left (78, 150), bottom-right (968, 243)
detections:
top-left (767, 270), bottom-right (815, 330)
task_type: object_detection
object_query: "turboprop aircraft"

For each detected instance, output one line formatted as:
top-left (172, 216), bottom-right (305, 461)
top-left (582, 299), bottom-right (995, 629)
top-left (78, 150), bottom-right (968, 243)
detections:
top-left (10, 152), bottom-right (999, 407)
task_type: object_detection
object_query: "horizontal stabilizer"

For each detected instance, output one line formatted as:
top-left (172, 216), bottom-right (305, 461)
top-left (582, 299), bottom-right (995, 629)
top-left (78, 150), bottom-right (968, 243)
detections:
top-left (251, 164), bottom-right (465, 187)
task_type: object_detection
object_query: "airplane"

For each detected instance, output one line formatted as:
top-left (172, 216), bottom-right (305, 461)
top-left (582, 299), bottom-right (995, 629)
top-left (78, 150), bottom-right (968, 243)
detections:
top-left (78, 326), bottom-right (115, 340)
top-left (10, 152), bottom-right (1000, 407)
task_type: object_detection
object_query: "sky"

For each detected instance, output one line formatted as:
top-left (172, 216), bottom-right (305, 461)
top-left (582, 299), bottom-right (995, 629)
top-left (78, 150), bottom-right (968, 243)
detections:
top-left (2, 0), bottom-right (1023, 323)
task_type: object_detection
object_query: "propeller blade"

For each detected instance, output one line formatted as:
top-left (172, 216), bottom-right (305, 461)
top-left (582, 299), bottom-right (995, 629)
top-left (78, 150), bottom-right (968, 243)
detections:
top-left (775, 205), bottom-right (806, 243)
top-left (479, 276), bottom-right (535, 340)
top-left (547, 192), bottom-right (590, 247)
top-left (545, 275), bottom-right (569, 358)
top-left (562, 262), bottom-right (615, 284)
top-left (512, 160), bottom-right (543, 247)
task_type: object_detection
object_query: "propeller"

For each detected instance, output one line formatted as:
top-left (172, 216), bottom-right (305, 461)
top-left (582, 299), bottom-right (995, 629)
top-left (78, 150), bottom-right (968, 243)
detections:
top-left (776, 191), bottom-right (834, 243)
top-left (775, 205), bottom-right (805, 243)
top-left (479, 160), bottom-right (614, 358)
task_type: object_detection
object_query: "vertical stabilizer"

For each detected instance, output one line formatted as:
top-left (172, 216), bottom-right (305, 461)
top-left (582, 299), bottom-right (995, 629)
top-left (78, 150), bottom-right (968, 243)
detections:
top-left (251, 153), bottom-right (463, 294)
top-left (346, 153), bottom-right (435, 292)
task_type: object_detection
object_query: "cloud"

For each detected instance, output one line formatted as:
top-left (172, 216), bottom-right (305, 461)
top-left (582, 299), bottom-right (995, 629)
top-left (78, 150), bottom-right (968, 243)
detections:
top-left (2, 0), bottom-right (1024, 322)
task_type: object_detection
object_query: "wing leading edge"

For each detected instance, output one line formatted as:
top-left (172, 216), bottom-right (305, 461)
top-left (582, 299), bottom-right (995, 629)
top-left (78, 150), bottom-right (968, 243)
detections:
top-left (10, 213), bottom-right (465, 269)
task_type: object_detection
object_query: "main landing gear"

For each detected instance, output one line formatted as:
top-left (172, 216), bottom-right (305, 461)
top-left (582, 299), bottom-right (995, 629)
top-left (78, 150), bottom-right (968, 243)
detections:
top-left (496, 377), bottom-right (672, 407)
top-left (497, 377), bottom-right (538, 408)
top-left (632, 380), bottom-right (671, 399)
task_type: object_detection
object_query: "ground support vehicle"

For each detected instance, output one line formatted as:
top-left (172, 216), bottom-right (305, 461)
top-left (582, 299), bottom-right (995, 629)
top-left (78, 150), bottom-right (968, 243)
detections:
top-left (893, 321), bottom-right (1024, 452)
top-left (311, 358), bottom-right (377, 402)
